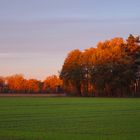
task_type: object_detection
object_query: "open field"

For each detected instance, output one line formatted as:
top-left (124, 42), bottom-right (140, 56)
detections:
top-left (0, 97), bottom-right (140, 140)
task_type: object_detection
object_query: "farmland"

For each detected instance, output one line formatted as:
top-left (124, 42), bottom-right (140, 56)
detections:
top-left (0, 97), bottom-right (140, 140)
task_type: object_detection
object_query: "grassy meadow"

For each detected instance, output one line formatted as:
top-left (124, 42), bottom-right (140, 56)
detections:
top-left (0, 97), bottom-right (140, 140)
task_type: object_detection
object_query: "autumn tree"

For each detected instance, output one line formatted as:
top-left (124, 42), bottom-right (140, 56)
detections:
top-left (0, 77), bottom-right (5, 93)
top-left (81, 48), bottom-right (96, 96)
top-left (125, 34), bottom-right (140, 96)
top-left (43, 75), bottom-right (62, 93)
top-left (90, 38), bottom-right (128, 96)
top-left (7, 74), bottom-right (26, 93)
top-left (60, 49), bottom-right (83, 96)
top-left (25, 79), bottom-right (40, 93)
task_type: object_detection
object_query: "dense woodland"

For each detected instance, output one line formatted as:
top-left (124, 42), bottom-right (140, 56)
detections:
top-left (60, 34), bottom-right (140, 97)
top-left (0, 35), bottom-right (140, 97)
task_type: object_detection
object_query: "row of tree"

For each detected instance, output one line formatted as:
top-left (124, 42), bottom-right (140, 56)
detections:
top-left (0, 75), bottom-right (63, 93)
top-left (60, 35), bottom-right (140, 97)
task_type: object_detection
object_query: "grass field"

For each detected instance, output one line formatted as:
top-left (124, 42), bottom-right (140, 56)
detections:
top-left (0, 97), bottom-right (140, 140)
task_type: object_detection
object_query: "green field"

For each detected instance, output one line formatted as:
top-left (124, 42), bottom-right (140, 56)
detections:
top-left (0, 97), bottom-right (140, 140)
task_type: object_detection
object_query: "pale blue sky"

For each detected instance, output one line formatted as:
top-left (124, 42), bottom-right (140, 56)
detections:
top-left (0, 0), bottom-right (140, 80)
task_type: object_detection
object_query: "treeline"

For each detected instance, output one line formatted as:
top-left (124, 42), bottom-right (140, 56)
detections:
top-left (1, 34), bottom-right (140, 97)
top-left (0, 75), bottom-right (63, 93)
top-left (60, 35), bottom-right (140, 97)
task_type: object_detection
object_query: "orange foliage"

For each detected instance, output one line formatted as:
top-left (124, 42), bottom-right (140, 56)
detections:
top-left (7, 74), bottom-right (26, 92)
top-left (25, 79), bottom-right (40, 93)
top-left (61, 35), bottom-right (140, 97)
top-left (43, 75), bottom-right (62, 92)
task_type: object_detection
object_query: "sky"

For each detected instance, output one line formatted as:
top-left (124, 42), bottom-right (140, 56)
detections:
top-left (0, 0), bottom-right (140, 80)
